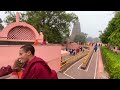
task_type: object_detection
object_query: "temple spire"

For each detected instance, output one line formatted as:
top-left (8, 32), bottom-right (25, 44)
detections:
top-left (70, 20), bottom-right (81, 40)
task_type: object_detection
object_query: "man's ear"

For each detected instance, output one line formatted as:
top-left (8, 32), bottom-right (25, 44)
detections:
top-left (27, 51), bottom-right (31, 56)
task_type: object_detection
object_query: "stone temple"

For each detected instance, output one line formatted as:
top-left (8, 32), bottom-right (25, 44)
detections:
top-left (70, 20), bottom-right (81, 41)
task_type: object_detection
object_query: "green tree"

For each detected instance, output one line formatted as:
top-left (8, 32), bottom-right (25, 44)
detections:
top-left (99, 11), bottom-right (120, 45)
top-left (86, 36), bottom-right (94, 43)
top-left (4, 11), bottom-right (78, 44)
top-left (99, 29), bottom-right (109, 44)
top-left (93, 37), bottom-right (100, 43)
top-left (4, 11), bottom-right (16, 25)
top-left (73, 33), bottom-right (86, 43)
top-left (0, 18), bottom-right (4, 30)
top-left (109, 27), bottom-right (120, 46)
top-left (108, 12), bottom-right (120, 46)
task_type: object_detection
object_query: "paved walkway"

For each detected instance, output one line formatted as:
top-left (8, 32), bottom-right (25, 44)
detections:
top-left (96, 47), bottom-right (109, 79)
top-left (58, 47), bottom-right (108, 79)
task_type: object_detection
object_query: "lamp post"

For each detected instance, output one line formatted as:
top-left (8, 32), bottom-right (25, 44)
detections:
top-left (98, 30), bottom-right (102, 34)
top-left (98, 30), bottom-right (102, 44)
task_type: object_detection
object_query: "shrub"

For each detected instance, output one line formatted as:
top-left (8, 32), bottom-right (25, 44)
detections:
top-left (101, 46), bottom-right (120, 79)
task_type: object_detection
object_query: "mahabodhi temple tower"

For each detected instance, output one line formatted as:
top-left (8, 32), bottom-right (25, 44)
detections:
top-left (70, 20), bottom-right (81, 41)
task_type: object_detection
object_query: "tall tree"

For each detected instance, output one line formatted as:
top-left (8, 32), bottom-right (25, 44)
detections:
top-left (86, 36), bottom-right (94, 43)
top-left (4, 11), bottom-right (16, 25)
top-left (93, 37), bottom-right (100, 43)
top-left (73, 33), bottom-right (86, 43)
top-left (99, 11), bottom-right (120, 45)
top-left (99, 28), bottom-right (109, 44)
top-left (0, 18), bottom-right (4, 30)
top-left (109, 26), bottom-right (120, 46)
top-left (108, 12), bottom-right (120, 46)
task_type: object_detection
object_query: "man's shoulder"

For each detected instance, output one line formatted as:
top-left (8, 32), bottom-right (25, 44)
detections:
top-left (32, 61), bottom-right (43, 67)
top-left (30, 61), bottom-right (46, 71)
top-left (35, 56), bottom-right (44, 61)
top-left (33, 56), bottom-right (48, 66)
top-left (29, 56), bottom-right (50, 69)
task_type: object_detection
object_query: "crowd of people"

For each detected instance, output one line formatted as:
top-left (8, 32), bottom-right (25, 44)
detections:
top-left (65, 46), bottom-right (84, 56)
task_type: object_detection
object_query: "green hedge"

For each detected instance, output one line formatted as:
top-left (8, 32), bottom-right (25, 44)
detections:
top-left (101, 46), bottom-right (120, 79)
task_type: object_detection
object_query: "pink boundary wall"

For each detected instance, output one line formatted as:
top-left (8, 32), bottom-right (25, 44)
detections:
top-left (0, 45), bottom-right (61, 72)
top-left (67, 43), bottom-right (82, 49)
top-left (61, 43), bottom-right (82, 50)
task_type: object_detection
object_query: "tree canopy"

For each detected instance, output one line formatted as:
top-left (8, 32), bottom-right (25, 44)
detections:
top-left (73, 33), bottom-right (86, 43)
top-left (0, 18), bottom-right (4, 30)
top-left (99, 11), bottom-right (120, 46)
top-left (4, 11), bottom-right (78, 44)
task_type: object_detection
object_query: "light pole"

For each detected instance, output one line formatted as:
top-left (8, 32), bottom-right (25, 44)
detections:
top-left (98, 30), bottom-right (102, 43)
top-left (99, 30), bottom-right (102, 34)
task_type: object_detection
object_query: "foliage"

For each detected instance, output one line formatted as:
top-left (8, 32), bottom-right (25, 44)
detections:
top-left (109, 28), bottom-right (120, 46)
top-left (99, 11), bottom-right (120, 46)
top-left (0, 18), bottom-right (4, 30)
top-left (101, 46), bottom-right (120, 79)
top-left (86, 37), bottom-right (94, 43)
top-left (73, 33), bottom-right (86, 43)
top-left (4, 11), bottom-right (78, 44)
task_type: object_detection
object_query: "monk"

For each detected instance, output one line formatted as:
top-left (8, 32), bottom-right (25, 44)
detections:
top-left (11, 44), bottom-right (58, 79)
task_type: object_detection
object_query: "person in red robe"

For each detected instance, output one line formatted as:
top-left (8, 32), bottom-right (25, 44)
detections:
top-left (11, 44), bottom-right (58, 79)
top-left (41, 39), bottom-right (47, 45)
top-left (34, 40), bottom-right (39, 45)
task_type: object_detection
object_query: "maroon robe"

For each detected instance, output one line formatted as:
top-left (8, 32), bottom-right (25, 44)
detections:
top-left (21, 56), bottom-right (58, 79)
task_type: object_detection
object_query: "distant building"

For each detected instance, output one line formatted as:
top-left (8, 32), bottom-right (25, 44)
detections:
top-left (70, 20), bottom-right (81, 41)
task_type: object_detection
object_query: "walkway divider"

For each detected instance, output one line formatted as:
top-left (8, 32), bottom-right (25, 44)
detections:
top-left (60, 51), bottom-right (88, 72)
top-left (80, 48), bottom-right (94, 70)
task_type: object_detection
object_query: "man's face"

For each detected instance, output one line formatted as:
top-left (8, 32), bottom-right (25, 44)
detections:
top-left (19, 48), bottom-right (29, 63)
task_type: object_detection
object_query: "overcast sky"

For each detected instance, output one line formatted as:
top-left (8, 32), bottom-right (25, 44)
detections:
top-left (67, 11), bottom-right (115, 38)
top-left (0, 11), bottom-right (115, 38)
